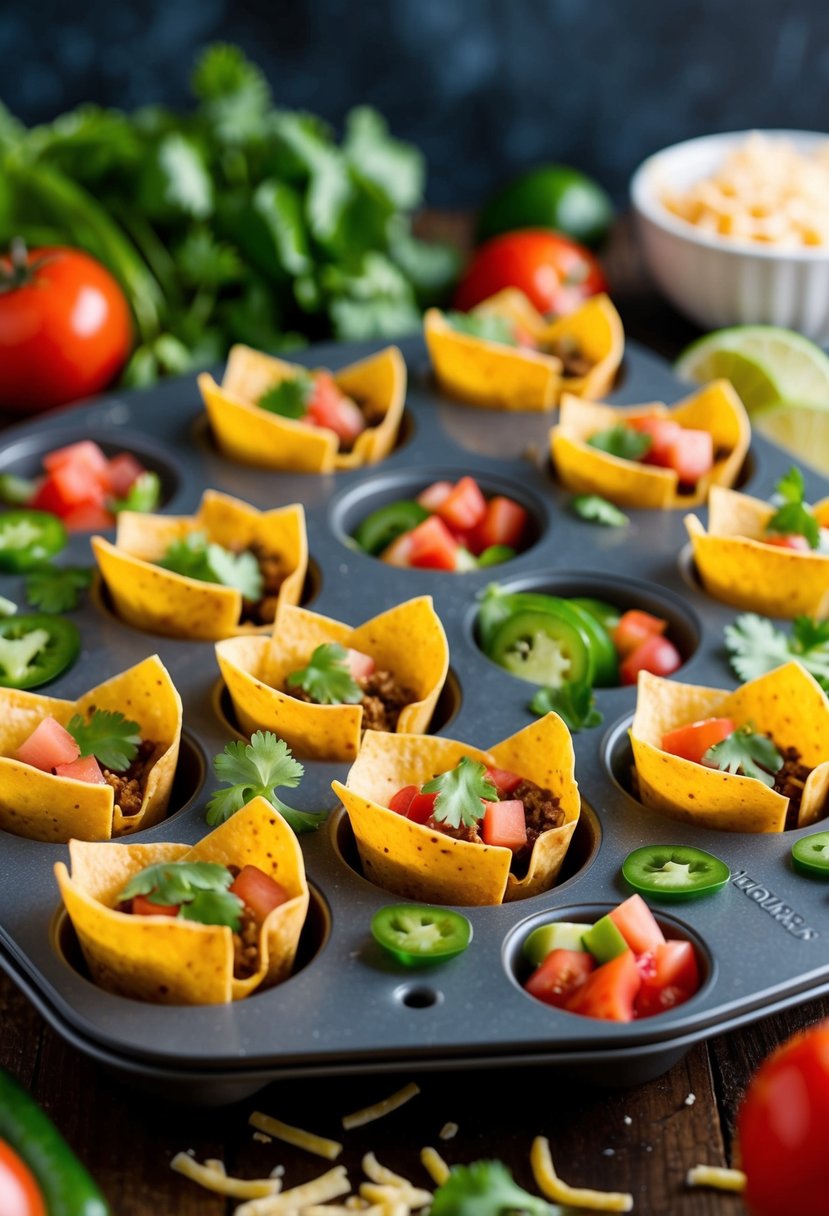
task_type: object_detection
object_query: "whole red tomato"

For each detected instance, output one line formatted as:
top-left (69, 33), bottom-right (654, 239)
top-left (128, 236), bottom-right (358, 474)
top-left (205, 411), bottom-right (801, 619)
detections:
top-left (0, 241), bottom-right (132, 413)
top-left (0, 1140), bottom-right (45, 1216)
top-left (738, 1018), bottom-right (829, 1216)
top-left (454, 229), bottom-right (607, 315)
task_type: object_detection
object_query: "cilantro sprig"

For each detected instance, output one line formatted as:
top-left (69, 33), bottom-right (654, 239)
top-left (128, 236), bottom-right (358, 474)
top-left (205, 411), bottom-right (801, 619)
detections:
top-left (766, 466), bottom-right (820, 549)
top-left (422, 757), bottom-right (497, 829)
top-left (206, 730), bottom-right (325, 833)
top-left (444, 312), bottom-right (518, 346)
top-left (569, 494), bottom-right (629, 527)
top-left (703, 724), bottom-right (782, 787)
top-left (66, 709), bottom-right (141, 772)
top-left (530, 682), bottom-right (603, 732)
top-left (257, 373), bottom-right (315, 419)
top-left (431, 1160), bottom-right (558, 1216)
top-left (24, 566), bottom-right (93, 614)
top-left (117, 861), bottom-right (242, 930)
top-left (724, 613), bottom-right (829, 690)
top-left (159, 531), bottom-right (263, 601)
top-left (286, 643), bottom-right (363, 705)
top-left (587, 425), bottom-right (651, 462)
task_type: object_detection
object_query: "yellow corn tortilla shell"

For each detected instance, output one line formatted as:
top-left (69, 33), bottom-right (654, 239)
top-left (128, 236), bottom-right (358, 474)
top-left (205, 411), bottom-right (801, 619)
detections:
top-left (215, 597), bottom-right (449, 762)
top-left (425, 290), bottom-right (623, 411)
top-left (551, 380), bottom-right (750, 508)
top-left (198, 345), bottom-right (406, 473)
top-left (54, 796), bottom-right (309, 1005)
top-left (0, 656), bottom-right (182, 843)
top-left (631, 663), bottom-right (829, 832)
top-left (91, 489), bottom-right (307, 641)
top-left (332, 714), bottom-right (580, 906)
top-left (686, 484), bottom-right (829, 618)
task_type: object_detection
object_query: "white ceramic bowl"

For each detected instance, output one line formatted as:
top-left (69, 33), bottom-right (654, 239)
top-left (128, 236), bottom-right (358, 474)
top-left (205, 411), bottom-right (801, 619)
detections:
top-left (630, 130), bottom-right (829, 344)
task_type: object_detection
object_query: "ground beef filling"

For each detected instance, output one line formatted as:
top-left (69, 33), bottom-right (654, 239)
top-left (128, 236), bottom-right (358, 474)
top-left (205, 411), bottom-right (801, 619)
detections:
top-left (542, 335), bottom-right (594, 379)
top-left (103, 739), bottom-right (158, 818)
top-left (239, 541), bottom-right (287, 625)
top-left (776, 746), bottom-right (815, 830)
top-left (288, 668), bottom-right (412, 732)
top-left (232, 908), bottom-right (261, 979)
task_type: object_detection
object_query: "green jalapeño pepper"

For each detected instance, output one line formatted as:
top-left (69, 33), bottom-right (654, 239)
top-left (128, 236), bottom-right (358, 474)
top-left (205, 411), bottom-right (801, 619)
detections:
top-left (792, 832), bottom-right (829, 878)
top-left (0, 614), bottom-right (80, 689)
top-left (371, 904), bottom-right (472, 966)
top-left (353, 501), bottom-right (430, 556)
top-left (0, 510), bottom-right (67, 572)
top-left (622, 845), bottom-right (730, 900)
top-left (488, 609), bottom-right (593, 687)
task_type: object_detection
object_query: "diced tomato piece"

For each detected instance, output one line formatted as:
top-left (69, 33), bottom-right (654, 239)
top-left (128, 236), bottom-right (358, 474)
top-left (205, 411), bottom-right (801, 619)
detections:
top-left (230, 864), bottom-right (289, 922)
top-left (436, 476), bottom-right (487, 531)
top-left (132, 894), bottom-right (179, 917)
top-left (407, 792), bottom-right (438, 824)
top-left (764, 533), bottom-right (813, 551)
top-left (564, 949), bottom-right (641, 1022)
top-left (344, 648), bottom-right (376, 681)
top-left (60, 502), bottom-right (116, 533)
top-left (54, 755), bottom-right (107, 784)
top-left (43, 440), bottom-right (110, 481)
top-left (466, 496), bottom-right (528, 556)
top-left (485, 767), bottom-right (524, 797)
top-left (628, 417), bottom-right (682, 467)
top-left (525, 949), bottom-right (595, 1008)
top-left (513, 325), bottom-right (538, 349)
top-left (28, 473), bottom-right (77, 517)
top-left (16, 717), bottom-right (80, 771)
top-left (609, 894), bottom-right (666, 955)
top-left (380, 532), bottom-right (415, 568)
top-left (619, 634), bottom-right (682, 684)
top-left (667, 428), bottom-right (714, 485)
top-left (389, 785), bottom-right (419, 816)
top-left (482, 799), bottom-right (527, 850)
top-left (635, 940), bottom-right (699, 1017)
top-left (416, 481), bottom-right (454, 512)
top-left (306, 372), bottom-right (366, 446)
top-left (612, 609), bottom-right (667, 658)
top-left (407, 515), bottom-right (459, 571)
top-left (106, 452), bottom-right (145, 497)
top-left (661, 716), bottom-right (736, 765)
top-left (635, 982), bottom-right (694, 1018)
top-left (53, 459), bottom-right (109, 509)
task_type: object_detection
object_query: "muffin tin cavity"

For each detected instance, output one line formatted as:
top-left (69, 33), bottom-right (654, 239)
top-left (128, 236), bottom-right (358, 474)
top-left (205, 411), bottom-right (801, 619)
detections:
top-left (163, 731), bottom-right (208, 826)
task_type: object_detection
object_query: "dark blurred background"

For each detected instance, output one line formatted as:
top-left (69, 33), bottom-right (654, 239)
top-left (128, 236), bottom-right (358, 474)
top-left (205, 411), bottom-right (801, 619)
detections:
top-left (4, 0), bottom-right (828, 207)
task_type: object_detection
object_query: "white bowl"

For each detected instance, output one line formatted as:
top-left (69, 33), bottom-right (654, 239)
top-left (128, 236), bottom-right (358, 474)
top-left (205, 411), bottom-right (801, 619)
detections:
top-left (630, 130), bottom-right (829, 344)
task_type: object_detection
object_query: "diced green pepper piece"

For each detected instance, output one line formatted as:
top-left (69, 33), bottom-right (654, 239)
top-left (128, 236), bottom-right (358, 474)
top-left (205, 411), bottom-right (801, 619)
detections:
top-left (582, 914), bottom-right (629, 964)
top-left (523, 922), bottom-right (587, 966)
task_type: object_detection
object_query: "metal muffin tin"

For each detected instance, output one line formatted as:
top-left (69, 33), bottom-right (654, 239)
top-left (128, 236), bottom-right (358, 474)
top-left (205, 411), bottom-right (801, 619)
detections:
top-left (1, 334), bottom-right (828, 1105)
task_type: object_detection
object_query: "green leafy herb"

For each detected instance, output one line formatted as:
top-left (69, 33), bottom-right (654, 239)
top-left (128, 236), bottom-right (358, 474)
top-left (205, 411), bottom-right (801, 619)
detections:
top-left (725, 612), bottom-right (829, 690)
top-left (430, 1160), bottom-right (559, 1216)
top-left (587, 425), bottom-right (651, 461)
top-left (206, 730), bottom-right (324, 833)
top-left (766, 466), bottom-right (819, 548)
top-left (110, 471), bottom-right (162, 515)
top-left (117, 860), bottom-right (242, 930)
top-left (423, 757), bottom-right (498, 829)
top-left (66, 709), bottom-right (141, 772)
top-left (159, 531), bottom-right (263, 601)
top-left (286, 643), bottom-right (363, 705)
top-left (24, 566), bottom-right (92, 614)
top-left (257, 373), bottom-right (314, 419)
top-left (703, 724), bottom-right (782, 787)
top-left (530, 682), bottom-right (603, 732)
top-left (570, 494), bottom-right (629, 527)
top-left (444, 312), bottom-right (517, 346)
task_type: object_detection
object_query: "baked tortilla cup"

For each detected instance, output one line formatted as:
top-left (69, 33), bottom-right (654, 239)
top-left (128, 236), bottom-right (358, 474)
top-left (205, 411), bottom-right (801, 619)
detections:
top-left (686, 484), bottom-right (829, 618)
top-left (198, 345), bottom-right (406, 473)
top-left (424, 289), bottom-right (623, 411)
top-left (551, 380), bottom-right (750, 509)
top-left (215, 596), bottom-right (449, 763)
top-left (91, 489), bottom-right (307, 641)
top-left (332, 713), bottom-right (580, 906)
top-left (54, 797), bottom-right (309, 1005)
top-left (631, 663), bottom-right (829, 833)
top-left (0, 656), bottom-right (182, 843)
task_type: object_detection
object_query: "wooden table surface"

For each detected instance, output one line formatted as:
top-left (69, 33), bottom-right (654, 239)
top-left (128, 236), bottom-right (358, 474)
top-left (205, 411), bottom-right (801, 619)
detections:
top-left (2, 218), bottom-right (827, 1216)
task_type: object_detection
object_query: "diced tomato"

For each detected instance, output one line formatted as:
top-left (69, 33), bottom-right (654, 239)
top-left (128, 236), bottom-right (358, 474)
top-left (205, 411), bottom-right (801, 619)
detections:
top-left (764, 533), bottom-right (812, 551)
top-left (106, 452), bottom-right (145, 497)
top-left (132, 894), bottom-right (179, 917)
top-left (466, 496), bottom-right (528, 556)
top-left (628, 417), bottom-right (682, 467)
top-left (435, 476), bottom-right (487, 531)
top-left (619, 634), bottom-right (682, 684)
top-left (564, 949), bottom-right (641, 1022)
top-left (28, 473), bottom-right (79, 517)
top-left (51, 460), bottom-right (108, 510)
top-left (416, 481), bottom-right (454, 512)
top-left (307, 372), bottom-right (366, 446)
top-left (389, 785), bottom-right (419, 816)
top-left (16, 716), bottom-right (80, 771)
top-left (380, 532), bottom-right (415, 568)
top-left (513, 325), bottom-right (538, 349)
top-left (612, 609), bottom-right (667, 658)
top-left (230, 864), bottom-right (289, 922)
top-left (653, 939), bottom-right (699, 992)
top-left (60, 502), bottom-right (116, 533)
top-left (635, 982), bottom-right (694, 1018)
top-left (407, 515), bottom-right (459, 571)
top-left (661, 716), bottom-right (736, 765)
top-left (43, 440), bottom-right (110, 482)
top-left (666, 428), bottom-right (714, 485)
top-left (635, 941), bottom-right (699, 1017)
top-left (609, 894), bottom-right (665, 955)
top-left (406, 792), bottom-right (438, 824)
top-left (54, 755), bottom-right (107, 784)
top-left (525, 949), bottom-right (595, 1008)
top-left (485, 767), bottom-right (524, 797)
top-left (344, 648), bottom-right (376, 681)
top-left (482, 799), bottom-right (527, 850)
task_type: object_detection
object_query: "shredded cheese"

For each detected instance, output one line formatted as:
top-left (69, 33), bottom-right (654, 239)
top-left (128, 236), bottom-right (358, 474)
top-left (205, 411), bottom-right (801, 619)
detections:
top-left (359, 1181), bottom-right (432, 1209)
top-left (235, 1166), bottom-right (352, 1215)
top-left (253, 1132), bottom-right (273, 1144)
top-left (530, 1136), bottom-right (634, 1212)
top-left (342, 1083), bottom-right (421, 1130)
top-left (420, 1146), bottom-right (450, 1186)
top-left (438, 1122), bottom-right (458, 1141)
top-left (249, 1111), bottom-right (343, 1160)
top-left (686, 1165), bottom-right (747, 1192)
top-left (169, 1152), bottom-right (281, 1199)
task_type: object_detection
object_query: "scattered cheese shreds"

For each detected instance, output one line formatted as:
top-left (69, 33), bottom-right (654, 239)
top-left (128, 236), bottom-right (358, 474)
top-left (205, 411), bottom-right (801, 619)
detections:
top-left (438, 1122), bottom-right (458, 1140)
top-left (170, 1152), bottom-right (281, 1199)
top-left (342, 1083), bottom-right (421, 1130)
top-left (253, 1132), bottom-right (273, 1144)
top-left (686, 1165), bottom-right (747, 1193)
top-left (359, 1181), bottom-right (433, 1209)
top-left (249, 1111), bottom-right (344, 1160)
top-left (420, 1146), bottom-right (450, 1186)
top-left (361, 1153), bottom-right (417, 1190)
top-left (205, 1158), bottom-right (226, 1175)
top-left (235, 1165), bottom-right (351, 1216)
top-left (531, 1136), bottom-right (634, 1213)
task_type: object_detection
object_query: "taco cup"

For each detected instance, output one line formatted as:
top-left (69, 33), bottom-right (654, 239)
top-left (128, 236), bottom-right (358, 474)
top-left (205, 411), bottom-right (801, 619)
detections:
top-left (0, 655), bottom-right (182, 843)
top-left (198, 345), bottom-right (406, 473)
top-left (91, 490), bottom-right (307, 641)
top-left (630, 663), bottom-right (829, 832)
top-left (215, 597), bottom-right (449, 762)
top-left (54, 797), bottom-right (309, 1005)
top-left (332, 713), bottom-right (580, 906)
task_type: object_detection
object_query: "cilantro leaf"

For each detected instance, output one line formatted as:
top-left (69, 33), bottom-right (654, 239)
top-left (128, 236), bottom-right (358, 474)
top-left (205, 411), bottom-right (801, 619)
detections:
top-left (423, 757), bottom-right (498, 829)
top-left (286, 643), bottom-right (363, 705)
top-left (444, 311), bottom-right (517, 346)
top-left (159, 532), bottom-right (263, 601)
top-left (430, 1160), bottom-right (558, 1216)
top-left (766, 466), bottom-right (820, 548)
top-left (530, 682), bottom-right (603, 732)
top-left (117, 860), bottom-right (242, 930)
top-left (24, 566), bottom-right (92, 614)
top-left (180, 888), bottom-right (244, 928)
top-left (343, 106), bottom-right (424, 212)
top-left (587, 425), bottom-right (652, 461)
top-left (66, 709), bottom-right (141, 771)
top-left (206, 730), bottom-right (324, 833)
top-left (569, 494), bottom-right (629, 527)
top-left (110, 471), bottom-right (162, 515)
top-left (257, 373), bottom-right (314, 419)
top-left (773, 466), bottom-right (806, 505)
top-left (703, 724), bottom-right (782, 787)
top-left (724, 614), bottom-right (793, 683)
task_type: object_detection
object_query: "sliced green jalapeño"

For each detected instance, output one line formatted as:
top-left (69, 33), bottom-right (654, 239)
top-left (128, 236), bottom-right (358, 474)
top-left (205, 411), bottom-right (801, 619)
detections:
top-left (0, 510), bottom-right (67, 572)
top-left (0, 614), bottom-right (80, 689)
top-left (353, 501), bottom-right (429, 556)
top-left (371, 904), bottom-right (472, 967)
top-left (792, 832), bottom-right (829, 878)
top-left (622, 844), bottom-right (730, 900)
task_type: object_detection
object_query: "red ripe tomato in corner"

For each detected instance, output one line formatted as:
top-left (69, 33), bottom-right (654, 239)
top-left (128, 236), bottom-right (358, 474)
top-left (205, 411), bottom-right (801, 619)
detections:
top-left (0, 243), bottom-right (132, 413)
top-left (0, 1139), bottom-right (46, 1216)
top-left (453, 230), bottom-right (607, 316)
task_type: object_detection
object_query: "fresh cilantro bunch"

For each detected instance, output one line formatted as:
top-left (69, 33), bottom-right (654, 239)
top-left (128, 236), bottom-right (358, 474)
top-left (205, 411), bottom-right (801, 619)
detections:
top-left (159, 532), bottom-right (263, 601)
top-left (530, 682), bottom-right (603, 732)
top-left (24, 566), bottom-right (93, 613)
top-left (66, 709), bottom-right (141, 771)
top-left (724, 613), bottom-right (829, 690)
top-left (286, 643), bottom-right (363, 705)
top-left (430, 1160), bottom-right (560, 1216)
top-left (206, 730), bottom-right (325, 833)
top-left (569, 494), bottom-right (629, 527)
top-left (423, 757), bottom-right (498, 828)
top-left (445, 312), bottom-right (517, 346)
top-left (117, 861), bottom-right (242, 930)
top-left (258, 373), bottom-right (314, 419)
top-left (703, 724), bottom-right (782, 787)
top-left (766, 467), bottom-right (820, 548)
top-left (587, 425), bottom-right (651, 461)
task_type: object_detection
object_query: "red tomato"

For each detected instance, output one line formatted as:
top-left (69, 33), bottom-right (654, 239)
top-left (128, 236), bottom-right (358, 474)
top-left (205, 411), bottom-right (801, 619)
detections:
top-left (634, 941), bottom-right (699, 1018)
top-left (16, 717), bottom-right (79, 771)
top-left (481, 799), bottom-right (527, 850)
top-left (564, 949), bottom-right (641, 1022)
top-left (230, 865), bottom-right (289, 921)
top-left (54, 755), bottom-right (107, 784)
top-left (485, 767), bottom-right (524, 797)
top-left (43, 440), bottom-right (110, 482)
top-left (667, 428), bottom-right (714, 485)
top-left (406, 792), bottom-right (438, 824)
top-left (661, 716), bottom-right (737, 765)
top-left (132, 894), bottom-right (179, 918)
top-left (416, 481), bottom-right (454, 512)
top-left (612, 609), bottom-right (667, 658)
top-left (454, 230), bottom-right (607, 316)
top-left (0, 244), bottom-right (132, 413)
top-left (628, 417), bottom-right (682, 467)
top-left (525, 949), bottom-right (595, 1009)
top-left (59, 502), bottom-right (116, 533)
top-left (106, 452), bottom-right (145, 498)
top-left (436, 477), bottom-right (487, 531)
top-left (344, 648), bottom-right (376, 681)
top-left (764, 533), bottom-right (812, 551)
top-left (619, 634), bottom-right (682, 685)
top-left (609, 894), bottom-right (665, 955)
top-left (738, 1019), bottom-right (829, 1216)
top-left (0, 1139), bottom-right (47, 1216)
top-left (306, 373), bottom-right (366, 446)
top-left (380, 532), bottom-right (415, 568)
top-left (389, 785), bottom-right (419, 816)
top-left (406, 516), bottom-right (459, 571)
top-left (466, 497), bottom-right (529, 556)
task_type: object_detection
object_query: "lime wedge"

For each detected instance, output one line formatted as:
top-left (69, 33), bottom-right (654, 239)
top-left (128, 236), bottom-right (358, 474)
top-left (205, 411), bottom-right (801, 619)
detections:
top-left (675, 326), bottom-right (829, 412)
top-left (753, 404), bottom-right (829, 475)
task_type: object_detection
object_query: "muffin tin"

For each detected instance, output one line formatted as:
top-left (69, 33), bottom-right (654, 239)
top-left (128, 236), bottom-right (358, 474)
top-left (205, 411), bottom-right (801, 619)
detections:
top-left (1, 333), bottom-right (828, 1105)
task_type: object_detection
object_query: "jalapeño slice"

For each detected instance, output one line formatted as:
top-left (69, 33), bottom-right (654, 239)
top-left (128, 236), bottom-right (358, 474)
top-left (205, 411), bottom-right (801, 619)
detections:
top-left (489, 608), bottom-right (593, 686)
top-left (0, 614), bottom-right (80, 689)
top-left (792, 832), bottom-right (829, 878)
top-left (353, 501), bottom-right (429, 556)
top-left (0, 510), bottom-right (67, 572)
top-left (371, 904), bottom-right (472, 967)
top-left (622, 844), bottom-right (730, 901)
